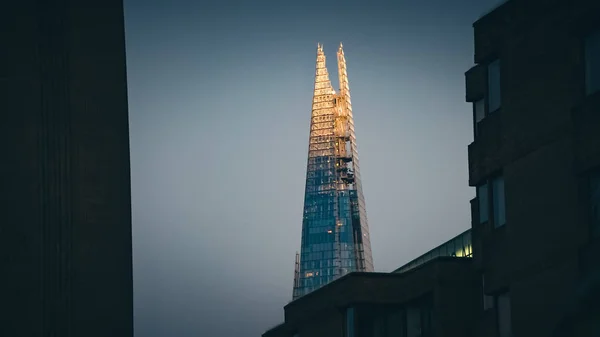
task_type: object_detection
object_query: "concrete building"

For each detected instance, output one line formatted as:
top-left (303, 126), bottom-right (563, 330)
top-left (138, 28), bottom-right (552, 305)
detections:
top-left (264, 234), bottom-right (476, 337)
top-left (465, 0), bottom-right (600, 336)
top-left (1, 2), bottom-right (133, 337)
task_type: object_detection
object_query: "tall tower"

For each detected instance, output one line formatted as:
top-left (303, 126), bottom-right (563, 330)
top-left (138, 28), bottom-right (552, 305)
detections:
top-left (293, 43), bottom-right (374, 300)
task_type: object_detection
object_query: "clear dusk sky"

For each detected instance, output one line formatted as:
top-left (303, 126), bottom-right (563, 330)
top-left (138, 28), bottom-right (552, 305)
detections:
top-left (124, 0), bottom-right (504, 336)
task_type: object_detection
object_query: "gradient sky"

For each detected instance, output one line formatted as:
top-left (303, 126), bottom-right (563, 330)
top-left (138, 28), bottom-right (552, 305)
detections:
top-left (124, 0), bottom-right (504, 336)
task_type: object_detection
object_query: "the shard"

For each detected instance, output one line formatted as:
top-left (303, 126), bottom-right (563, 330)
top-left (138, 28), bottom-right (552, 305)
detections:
top-left (293, 43), bottom-right (374, 300)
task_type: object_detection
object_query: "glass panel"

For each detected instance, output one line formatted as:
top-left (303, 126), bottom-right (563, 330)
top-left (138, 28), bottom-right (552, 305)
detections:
top-left (493, 176), bottom-right (506, 228)
top-left (488, 59), bottom-right (501, 112)
top-left (482, 276), bottom-right (494, 310)
top-left (591, 172), bottom-right (600, 236)
top-left (406, 308), bottom-right (422, 337)
top-left (478, 183), bottom-right (489, 224)
top-left (346, 307), bottom-right (355, 337)
top-left (497, 292), bottom-right (512, 337)
top-left (585, 30), bottom-right (600, 95)
top-left (474, 98), bottom-right (485, 136)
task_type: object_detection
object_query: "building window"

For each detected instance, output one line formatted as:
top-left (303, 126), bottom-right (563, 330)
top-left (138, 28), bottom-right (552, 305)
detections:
top-left (591, 172), bottom-right (600, 237)
top-left (585, 30), bottom-right (600, 95)
top-left (478, 182), bottom-right (489, 224)
top-left (482, 276), bottom-right (494, 311)
top-left (488, 59), bottom-right (501, 113)
top-left (477, 175), bottom-right (506, 228)
top-left (496, 291), bottom-right (512, 337)
top-left (345, 307), bottom-right (355, 337)
top-left (474, 98), bottom-right (485, 136)
top-left (492, 176), bottom-right (506, 228)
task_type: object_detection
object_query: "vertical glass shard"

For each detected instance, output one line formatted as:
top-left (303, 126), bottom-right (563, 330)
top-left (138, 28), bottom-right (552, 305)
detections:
top-left (293, 44), bottom-right (374, 300)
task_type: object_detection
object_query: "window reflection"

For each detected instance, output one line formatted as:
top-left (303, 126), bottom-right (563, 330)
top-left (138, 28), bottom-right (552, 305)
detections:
top-left (488, 59), bottom-right (501, 112)
top-left (492, 176), bottom-right (506, 228)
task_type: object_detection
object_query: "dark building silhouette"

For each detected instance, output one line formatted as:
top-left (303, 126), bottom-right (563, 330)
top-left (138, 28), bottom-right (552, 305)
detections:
top-left (264, 231), bottom-right (475, 337)
top-left (466, 0), bottom-right (600, 336)
top-left (263, 0), bottom-right (600, 336)
top-left (1, 2), bottom-right (133, 337)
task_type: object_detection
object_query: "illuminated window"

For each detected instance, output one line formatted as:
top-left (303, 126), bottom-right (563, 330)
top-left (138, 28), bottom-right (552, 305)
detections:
top-left (488, 59), bottom-right (501, 112)
top-left (585, 30), bottom-right (600, 95)
top-left (305, 272), bottom-right (314, 277)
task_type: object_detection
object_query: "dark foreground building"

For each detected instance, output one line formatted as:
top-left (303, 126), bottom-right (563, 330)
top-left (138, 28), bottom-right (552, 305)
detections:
top-left (466, 0), bottom-right (600, 336)
top-left (265, 251), bottom-right (476, 337)
top-left (264, 0), bottom-right (600, 336)
top-left (1, 2), bottom-right (133, 337)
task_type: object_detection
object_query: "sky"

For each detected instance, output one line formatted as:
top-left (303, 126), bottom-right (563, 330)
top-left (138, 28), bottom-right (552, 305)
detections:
top-left (124, 0), bottom-right (504, 336)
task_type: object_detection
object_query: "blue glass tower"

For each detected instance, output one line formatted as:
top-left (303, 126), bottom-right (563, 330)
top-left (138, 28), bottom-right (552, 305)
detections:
top-left (293, 43), bottom-right (374, 300)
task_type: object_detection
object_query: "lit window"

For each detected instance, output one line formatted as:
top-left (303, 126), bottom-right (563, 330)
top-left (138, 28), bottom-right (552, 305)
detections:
top-left (305, 272), bottom-right (314, 277)
top-left (591, 172), bottom-right (600, 237)
top-left (496, 292), bottom-right (512, 337)
top-left (585, 30), bottom-right (600, 95)
top-left (478, 183), bottom-right (489, 224)
top-left (492, 176), bottom-right (506, 228)
top-left (488, 59), bottom-right (501, 112)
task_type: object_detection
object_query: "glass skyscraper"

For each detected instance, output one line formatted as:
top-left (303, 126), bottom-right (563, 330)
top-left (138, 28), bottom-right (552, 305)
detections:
top-left (293, 43), bottom-right (374, 300)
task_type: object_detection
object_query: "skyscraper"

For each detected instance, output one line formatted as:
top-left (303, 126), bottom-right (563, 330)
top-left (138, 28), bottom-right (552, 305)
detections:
top-left (1, 2), bottom-right (133, 336)
top-left (293, 43), bottom-right (374, 299)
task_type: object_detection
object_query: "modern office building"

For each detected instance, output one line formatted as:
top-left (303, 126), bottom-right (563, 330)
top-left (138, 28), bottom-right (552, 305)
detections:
top-left (465, 0), bottom-right (600, 336)
top-left (1, 2), bottom-right (133, 337)
top-left (293, 43), bottom-right (374, 300)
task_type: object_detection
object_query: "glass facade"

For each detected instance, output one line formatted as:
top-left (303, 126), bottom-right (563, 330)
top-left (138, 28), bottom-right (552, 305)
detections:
top-left (393, 229), bottom-right (472, 274)
top-left (293, 43), bottom-right (374, 300)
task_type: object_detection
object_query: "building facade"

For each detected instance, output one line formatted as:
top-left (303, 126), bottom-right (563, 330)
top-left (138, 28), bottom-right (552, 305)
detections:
top-left (465, 0), bottom-right (600, 336)
top-left (293, 43), bottom-right (374, 299)
top-left (266, 241), bottom-right (477, 337)
top-left (1, 2), bottom-right (133, 337)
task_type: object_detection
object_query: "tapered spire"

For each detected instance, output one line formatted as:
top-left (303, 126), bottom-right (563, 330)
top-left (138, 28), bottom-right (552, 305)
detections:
top-left (313, 43), bottom-right (334, 102)
top-left (337, 42), bottom-right (352, 112)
